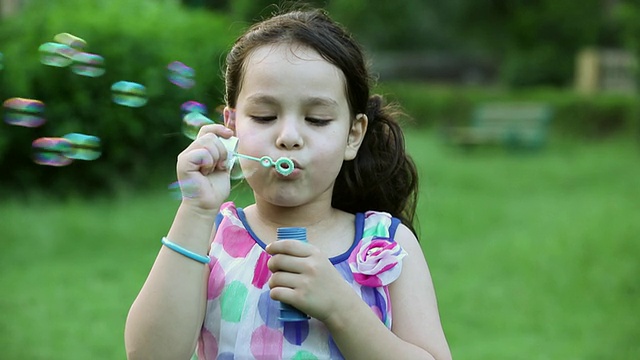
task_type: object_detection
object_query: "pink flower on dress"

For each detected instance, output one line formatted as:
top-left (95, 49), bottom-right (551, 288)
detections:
top-left (348, 237), bottom-right (407, 287)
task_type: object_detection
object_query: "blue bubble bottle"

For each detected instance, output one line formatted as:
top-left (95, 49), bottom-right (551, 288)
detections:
top-left (277, 227), bottom-right (310, 322)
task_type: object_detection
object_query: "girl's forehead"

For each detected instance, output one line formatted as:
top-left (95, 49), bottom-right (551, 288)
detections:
top-left (238, 43), bottom-right (349, 107)
top-left (246, 42), bottom-right (326, 65)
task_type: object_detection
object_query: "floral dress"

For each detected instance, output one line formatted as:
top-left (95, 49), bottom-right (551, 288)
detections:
top-left (196, 202), bottom-right (407, 360)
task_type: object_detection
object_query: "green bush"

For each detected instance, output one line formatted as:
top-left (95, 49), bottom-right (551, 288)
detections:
top-left (379, 83), bottom-right (640, 138)
top-left (0, 0), bottom-right (237, 196)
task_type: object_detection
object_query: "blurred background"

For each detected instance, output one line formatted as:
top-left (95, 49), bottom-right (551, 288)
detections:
top-left (0, 0), bottom-right (638, 359)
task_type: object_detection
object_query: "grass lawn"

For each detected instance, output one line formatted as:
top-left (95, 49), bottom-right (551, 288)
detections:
top-left (1, 129), bottom-right (638, 359)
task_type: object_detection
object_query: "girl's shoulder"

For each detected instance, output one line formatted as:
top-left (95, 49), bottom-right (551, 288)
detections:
top-left (360, 210), bottom-right (402, 242)
top-left (215, 201), bottom-right (241, 226)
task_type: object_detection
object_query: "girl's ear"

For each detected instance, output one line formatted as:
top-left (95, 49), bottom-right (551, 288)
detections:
top-left (224, 107), bottom-right (236, 131)
top-left (344, 113), bottom-right (368, 160)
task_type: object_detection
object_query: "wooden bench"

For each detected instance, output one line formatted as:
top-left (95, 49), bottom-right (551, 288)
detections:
top-left (446, 102), bottom-right (553, 149)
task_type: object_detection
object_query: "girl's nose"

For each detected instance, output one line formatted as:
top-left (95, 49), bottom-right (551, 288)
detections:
top-left (276, 117), bottom-right (304, 150)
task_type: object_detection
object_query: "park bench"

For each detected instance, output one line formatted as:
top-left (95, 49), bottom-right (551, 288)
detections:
top-left (446, 102), bottom-right (553, 149)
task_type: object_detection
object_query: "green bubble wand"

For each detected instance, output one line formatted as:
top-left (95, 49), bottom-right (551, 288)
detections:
top-left (219, 137), bottom-right (295, 176)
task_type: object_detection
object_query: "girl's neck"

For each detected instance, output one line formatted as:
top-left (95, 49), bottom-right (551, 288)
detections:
top-left (246, 198), bottom-right (336, 230)
top-left (244, 199), bottom-right (356, 255)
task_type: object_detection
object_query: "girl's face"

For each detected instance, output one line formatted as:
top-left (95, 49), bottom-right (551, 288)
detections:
top-left (228, 42), bottom-right (365, 208)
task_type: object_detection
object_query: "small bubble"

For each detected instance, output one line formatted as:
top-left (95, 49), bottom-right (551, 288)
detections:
top-left (180, 101), bottom-right (207, 115)
top-left (167, 61), bottom-right (195, 89)
top-left (32, 137), bottom-right (74, 167)
top-left (39, 42), bottom-right (76, 67)
top-left (63, 132), bottom-right (102, 161)
top-left (71, 52), bottom-right (105, 77)
top-left (168, 179), bottom-right (199, 199)
top-left (215, 105), bottom-right (225, 122)
top-left (111, 81), bottom-right (148, 107)
top-left (232, 161), bottom-right (260, 181)
top-left (3, 97), bottom-right (46, 127)
top-left (229, 160), bottom-right (245, 180)
top-left (53, 33), bottom-right (87, 50)
top-left (182, 112), bottom-right (215, 140)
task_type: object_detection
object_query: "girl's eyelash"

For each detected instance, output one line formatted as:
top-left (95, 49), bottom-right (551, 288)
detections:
top-left (250, 116), bottom-right (277, 122)
top-left (249, 115), bottom-right (332, 125)
top-left (306, 117), bottom-right (332, 125)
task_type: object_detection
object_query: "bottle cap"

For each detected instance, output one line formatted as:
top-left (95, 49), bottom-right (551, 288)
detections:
top-left (277, 227), bottom-right (307, 241)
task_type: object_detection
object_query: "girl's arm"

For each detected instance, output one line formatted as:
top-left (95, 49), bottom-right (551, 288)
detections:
top-left (125, 124), bottom-right (233, 359)
top-left (124, 204), bottom-right (215, 360)
top-left (324, 224), bottom-right (452, 360)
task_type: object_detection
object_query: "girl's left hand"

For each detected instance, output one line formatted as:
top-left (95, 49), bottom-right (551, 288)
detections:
top-left (266, 240), bottom-right (357, 323)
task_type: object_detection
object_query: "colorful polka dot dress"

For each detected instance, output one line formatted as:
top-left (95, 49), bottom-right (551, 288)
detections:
top-left (196, 202), bottom-right (408, 359)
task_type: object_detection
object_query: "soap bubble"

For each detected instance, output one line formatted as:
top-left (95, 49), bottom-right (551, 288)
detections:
top-left (168, 179), bottom-right (200, 200)
top-left (0, 52), bottom-right (4, 71)
top-left (53, 33), bottom-right (87, 50)
top-left (32, 137), bottom-right (74, 167)
top-left (214, 105), bottom-right (225, 122)
top-left (181, 101), bottom-right (207, 116)
top-left (3, 97), bottom-right (46, 127)
top-left (167, 61), bottom-right (195, 89)
top-left (111, 81), bottom-right (148, 107)
top-left (63, 133), bottom-right (102, 161)
top-left (38, 42), bottom-right (75, 67)
top-left (71, 52), bottom-right (105, 77)
top-left (182, 112), bottom-right (215, 140)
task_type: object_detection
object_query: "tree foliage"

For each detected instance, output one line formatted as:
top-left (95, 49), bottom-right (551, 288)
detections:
top-left (326, 0), bottom-right (630, 87)
top-left (0, 0), bottom-right (236, 195)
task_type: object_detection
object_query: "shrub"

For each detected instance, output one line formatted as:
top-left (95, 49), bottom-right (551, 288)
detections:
top-left (379, 83), bottom-right (640, 138)
top-left (0, 0), bottom-right (238, 196)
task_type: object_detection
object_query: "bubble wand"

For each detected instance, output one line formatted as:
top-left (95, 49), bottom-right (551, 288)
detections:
top-left (218, 137), bottom-right (295, 176)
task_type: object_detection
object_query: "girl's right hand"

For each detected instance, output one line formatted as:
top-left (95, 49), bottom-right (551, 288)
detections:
top-left (176, 124), bottom-right (235, 212)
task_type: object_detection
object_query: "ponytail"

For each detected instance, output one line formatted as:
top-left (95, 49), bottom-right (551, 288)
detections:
top-left (332, 95), bottom-right (419, 235)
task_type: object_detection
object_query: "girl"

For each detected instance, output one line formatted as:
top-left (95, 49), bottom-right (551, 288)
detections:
top-left (125, 8), bottom-right (451, 360)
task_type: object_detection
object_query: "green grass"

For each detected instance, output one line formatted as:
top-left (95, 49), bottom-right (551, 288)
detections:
top-left (1, 130), bottom-right (638, 359)
top-left (408, 132), bottom-right (640, 359)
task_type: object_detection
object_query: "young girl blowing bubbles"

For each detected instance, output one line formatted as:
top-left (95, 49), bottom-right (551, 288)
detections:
top-left (125, 8), bottom-right (451, 360)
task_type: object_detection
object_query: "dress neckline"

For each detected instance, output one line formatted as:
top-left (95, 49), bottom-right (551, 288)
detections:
top-left (236, 207), bottom-right (363, 264)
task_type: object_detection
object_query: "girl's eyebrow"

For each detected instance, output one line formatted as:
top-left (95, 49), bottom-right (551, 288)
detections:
top-left (304, 96), bottom-right (339, 108)
top-left (244, 94), bottom-right (338, 107)
top-left (245, 94), bottom-right (278, 105)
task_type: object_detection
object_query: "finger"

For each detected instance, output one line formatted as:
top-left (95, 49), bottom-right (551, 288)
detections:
top-left (268, 270), bottom-right (300, 290)
top-left (189, 133), bottom-right (227, 171)
top-left (200, 133), bottom-right (232, 171)
top-left (181, 148), bottom-right (215, 175)
top-left (266, 240), bottom-right (311, 257)
top-left (267, 253), bottom-right (309, 274)
top-left (197, 124), bottom-right (233, 139)
top-left (269, 286), bottom-right (298, 305)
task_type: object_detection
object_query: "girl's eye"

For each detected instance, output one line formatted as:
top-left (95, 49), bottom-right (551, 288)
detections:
top-left (306, 117), bottom-right (332, 126)
top-left (250, 115), bottom-right (277, 122)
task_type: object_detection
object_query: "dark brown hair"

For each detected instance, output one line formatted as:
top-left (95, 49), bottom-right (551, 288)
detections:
top-left (224, 8), bottom-right (419, 234)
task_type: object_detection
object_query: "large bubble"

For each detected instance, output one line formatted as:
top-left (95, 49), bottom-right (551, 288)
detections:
top-left (38, 42), bottom-right (76, 67)
top-left (63, 133), bottom-right (102, 161)
top-left (182, 112), bottom-right (215, 140)
top-left (71, 52), bottom-right (105, 77)
top-left (111, 81), bottom-right (148, 107)
top-left (3, 97), bottom-right (46, 127)
top-left (167, 61), bottom-right (195, 89)
top-left (181, 101), bottom-right (207, 116)
top-left (32, 137), bottom-right (74, 167)
top-left (53, 33), bottom-right (87, 50)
